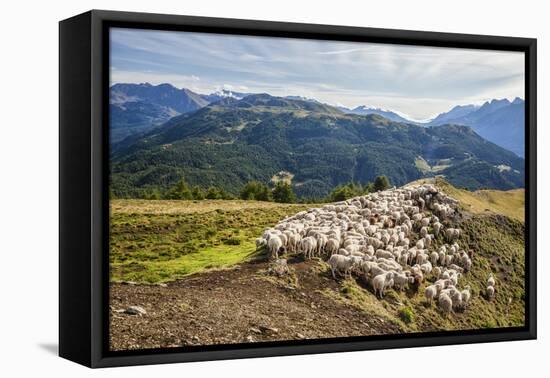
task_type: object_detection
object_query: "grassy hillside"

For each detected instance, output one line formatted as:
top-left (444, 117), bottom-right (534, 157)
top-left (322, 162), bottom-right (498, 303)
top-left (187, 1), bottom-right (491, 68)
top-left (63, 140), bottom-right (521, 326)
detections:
top-left (434, 178), bottom-right (524, 222)
top-left (110, 200), bottom-right (317, 283)
top-left (406, 177), bottom-right (525, 222)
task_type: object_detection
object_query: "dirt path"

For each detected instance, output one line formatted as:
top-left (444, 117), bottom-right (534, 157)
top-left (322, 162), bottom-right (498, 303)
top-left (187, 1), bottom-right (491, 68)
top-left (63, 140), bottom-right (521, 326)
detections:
top-left (109, 259), bottom-right (401, 351)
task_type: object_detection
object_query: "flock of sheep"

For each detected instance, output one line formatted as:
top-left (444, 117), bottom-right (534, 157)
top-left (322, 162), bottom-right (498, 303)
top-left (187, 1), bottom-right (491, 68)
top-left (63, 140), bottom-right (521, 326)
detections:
top-left (257, 183), bottom-right (494, 314)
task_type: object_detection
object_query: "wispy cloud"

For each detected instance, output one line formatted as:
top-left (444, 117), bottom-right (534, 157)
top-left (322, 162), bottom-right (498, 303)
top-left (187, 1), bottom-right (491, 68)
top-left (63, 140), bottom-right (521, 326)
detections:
top-left (316, 47), bottom-right (371, 55)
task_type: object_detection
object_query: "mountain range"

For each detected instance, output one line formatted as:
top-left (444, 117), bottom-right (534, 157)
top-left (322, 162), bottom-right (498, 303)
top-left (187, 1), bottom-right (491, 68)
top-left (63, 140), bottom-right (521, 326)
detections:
top-left (110, 91), bottom-right (524, 199)
top-left (110, 83), bottom-right (525, 157)
top-left (110, 83), bottom-right (209, 142)
top-left (425, 98), bottom-right (525, 157)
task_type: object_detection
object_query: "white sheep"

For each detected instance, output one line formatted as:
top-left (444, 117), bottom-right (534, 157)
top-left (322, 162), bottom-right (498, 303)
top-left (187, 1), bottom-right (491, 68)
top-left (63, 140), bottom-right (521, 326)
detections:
top-left (255, 237), bottom-right (267, 249)
top-left (300, 236), bottom-right (317, 259)
top-left (486, 285), bottom-right (495, 300)
top-left (425, 285), bottom-right (437, 305)
top-left (430, 251), bottom-right (439, 266)
top-left (460, 285), bottom-right (471, 308)
top-left (325, 238), bottom-right (340, 255)
top-left (433, 266), bottom-right (442, 279)
top-left (420, 261), bottom-right (433, 275)
top-left (438, 292), bottom-right (453, 313)
top-left (372, 271), bottom-right (395, 298)
top-left (327, 254), bottom-right (356, 279)
top-left (433, 222), bottom-right (442, 236)
top-left (393, 272), bottom-right (413, 291)
top-left (445, 228), bottom-right (461, 242)
top-left (267, 236), bottom-right (283, 259)
top-left (420, 226), bottom-right (428, 237)
top-left (375, 249), bottom-right (394, 259)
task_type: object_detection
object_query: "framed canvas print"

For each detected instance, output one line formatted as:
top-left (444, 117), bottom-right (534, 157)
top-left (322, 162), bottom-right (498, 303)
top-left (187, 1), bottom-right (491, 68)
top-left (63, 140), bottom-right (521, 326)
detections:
top-left (59, 10), bottom-right (537, 368)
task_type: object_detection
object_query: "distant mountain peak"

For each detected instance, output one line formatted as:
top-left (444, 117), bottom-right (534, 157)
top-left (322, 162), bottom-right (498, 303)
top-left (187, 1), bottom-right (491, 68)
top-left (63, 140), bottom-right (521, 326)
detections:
top-left (346, 105), bottom-right (415, 124)
top-left (490, 98), bottom-right (511, 105)
top-left (428, 98), bottom-right (525, 157)
top-left (512, 97), bottom-right (524, 105)
top-left (213, 88), bottom-right (245, 99)
top-left (157, 82), bottom-right (176, 88)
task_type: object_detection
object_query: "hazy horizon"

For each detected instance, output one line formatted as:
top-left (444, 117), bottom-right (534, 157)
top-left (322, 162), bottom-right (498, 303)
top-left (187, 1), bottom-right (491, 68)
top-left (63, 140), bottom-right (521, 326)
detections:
top-left (110, 27), bottom-right (525, 121)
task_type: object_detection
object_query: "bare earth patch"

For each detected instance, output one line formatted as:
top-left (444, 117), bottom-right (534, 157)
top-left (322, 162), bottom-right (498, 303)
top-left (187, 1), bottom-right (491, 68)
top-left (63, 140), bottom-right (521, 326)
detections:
top-left (109, 259), bottom-right (400, 351)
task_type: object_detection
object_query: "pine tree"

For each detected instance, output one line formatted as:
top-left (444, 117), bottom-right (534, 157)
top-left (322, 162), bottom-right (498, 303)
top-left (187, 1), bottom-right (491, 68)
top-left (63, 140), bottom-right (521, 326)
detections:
top-left (205, 186), bottom-right (221, 199)
top-left (167, 178), bottom-right (193, 200)
top-left (373, 175), bottom-right (391, 192)
top-left (191, 186), bottom-right (205, 200)
top-left (272, 182), bottom-right (296, 203)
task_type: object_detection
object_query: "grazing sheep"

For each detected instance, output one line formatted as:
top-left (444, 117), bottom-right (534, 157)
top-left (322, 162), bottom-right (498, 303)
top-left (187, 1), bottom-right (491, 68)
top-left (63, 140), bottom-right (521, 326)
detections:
top-left (375, 249), bottom-right (394, 259)
top-left (325, 238), bottom-right (340, 255)
top-left (368, 264), bottom-right (388, 278)
top-left (487, 274), bottom-right (496, 288)
top-left (421, 217), bottom-right (431, 228)
top-left (449, 264), bottom-right (464, 273)
top-left (327, 254), bottom-right (356, 279)
top-left (433, 222), bottom-right (442, 237)
top-left (255, 237), bottom-right (267, 249)
top-left (445, 228), bottom-right (461, 242)
top-left (289, 233), bottom-right (302, 253)
top-left (460, 286), bottom-right (471, 308)
top-left (393, 272), bottom-right (413, 291)
top-left (420, 226), bottom-right (428, 237)
top-left (300, 236), bottom-right (317, 259)
top-left (430, 251), bottom-right (439, 266)
top-left (372, 271), bottom-right (395, 298)
top-left (438, 292), bottom-right (453, 313)
top-left (267, 236), bottom-right (283, 259)
top-left (449, 272), bottom-right (461, 286)
top-left (260, 183), bottom-right (470, 311)
top-left (486, 285), bottom-right (495, 300)
top-left (424, 234), bottom-right (433, 247)
top-left (433, 266), bottom-right (442, 279)
top-left (420, 261), bottom-right (433, 275)
top-left (416, 252), bottom-right (428, 265)
top-left (463, 258), bottom-right (472, 272)
top-left (425, 285), bottom-right (438, 305)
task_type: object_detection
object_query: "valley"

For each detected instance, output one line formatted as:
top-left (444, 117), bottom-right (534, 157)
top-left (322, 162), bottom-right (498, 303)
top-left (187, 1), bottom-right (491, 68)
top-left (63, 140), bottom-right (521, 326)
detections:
top-left (110, 92), bottom-right (524, 200)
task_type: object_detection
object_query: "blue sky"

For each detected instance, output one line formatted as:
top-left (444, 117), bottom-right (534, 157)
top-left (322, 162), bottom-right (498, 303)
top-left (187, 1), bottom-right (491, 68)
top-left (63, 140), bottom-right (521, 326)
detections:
top-left (110, 27), bottom-right (524, 121)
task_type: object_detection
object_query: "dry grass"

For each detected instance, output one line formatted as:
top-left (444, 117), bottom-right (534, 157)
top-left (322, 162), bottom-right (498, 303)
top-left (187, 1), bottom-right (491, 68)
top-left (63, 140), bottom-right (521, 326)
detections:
top-left (406, 177), bottom-right (524, 222)
top-left (111, 199), bottom-right (314, 215)
top-left (435, 178), bottom-right (524, 222)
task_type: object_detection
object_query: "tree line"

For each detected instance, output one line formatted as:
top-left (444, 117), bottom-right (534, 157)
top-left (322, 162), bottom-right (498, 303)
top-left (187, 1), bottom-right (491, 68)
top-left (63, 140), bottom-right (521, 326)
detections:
top-left (122, 175), bottom-right (391, 204)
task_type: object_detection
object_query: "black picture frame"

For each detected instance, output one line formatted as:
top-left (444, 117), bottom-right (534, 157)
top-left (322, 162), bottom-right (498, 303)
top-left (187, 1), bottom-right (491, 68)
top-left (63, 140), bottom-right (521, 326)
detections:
top-left (59, 9), bottom-right (537, 368)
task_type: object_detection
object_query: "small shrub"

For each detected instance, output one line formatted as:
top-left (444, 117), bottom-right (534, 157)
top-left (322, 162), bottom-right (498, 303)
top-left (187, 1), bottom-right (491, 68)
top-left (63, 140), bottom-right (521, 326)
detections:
top-left (204, 228), bottom-right (217, 238)
top-left (398, 307), bottom-right (415, 324)
top-left (223, 237), bottom-right (241, 246)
